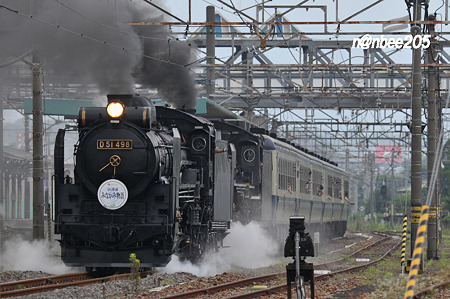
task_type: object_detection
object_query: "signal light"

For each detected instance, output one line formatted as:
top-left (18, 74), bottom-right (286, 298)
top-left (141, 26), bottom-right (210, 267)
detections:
top-left (106, 102), bottom-right (124, 118)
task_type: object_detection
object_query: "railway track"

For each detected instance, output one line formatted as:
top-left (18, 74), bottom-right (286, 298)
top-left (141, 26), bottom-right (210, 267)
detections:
top-left (158, 273), bottom-right (284, 299)
top-left (315, 231), bottom-right (391, 271)
top-left (229, 236), bottom-right (402, 299)
top-left (412, 280), bottom-right (450, 298)
top-left (0, 271), bottom-right (144, 298)
top-left (155, 232), bottom-right (399, 299)
top-left (4, 232), bottom-right (435, 298)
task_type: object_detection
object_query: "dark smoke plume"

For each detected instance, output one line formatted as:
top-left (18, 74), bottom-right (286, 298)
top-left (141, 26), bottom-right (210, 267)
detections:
top-left (131, 14), bottom-right (198, 109)
top-left (0, 0), bottom-right (198, 108)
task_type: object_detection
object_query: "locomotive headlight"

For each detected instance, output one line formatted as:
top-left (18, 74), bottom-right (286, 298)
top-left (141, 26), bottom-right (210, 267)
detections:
top-left (106, 102), bottom-right (124, 118)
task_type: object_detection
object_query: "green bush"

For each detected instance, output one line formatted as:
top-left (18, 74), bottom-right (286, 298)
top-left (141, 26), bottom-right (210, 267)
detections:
top-left (442, 215), bottom-right (450, 229)
top-left (129, 253), bottom-right (141, 293)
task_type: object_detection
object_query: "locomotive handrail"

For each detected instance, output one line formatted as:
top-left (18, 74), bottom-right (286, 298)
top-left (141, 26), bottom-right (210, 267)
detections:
top-left (56, 213), bottom-right (170, 232)
top-left (57, 213), bottom-right (168, 221)
top-left (51, 174), bottom-right (56, 222)
top-left (234, 183), bottom-right (256, 189)
top-left (56, 213), bottom-right (171, 240)
top-left (179, 189), bottom-right (194, 194)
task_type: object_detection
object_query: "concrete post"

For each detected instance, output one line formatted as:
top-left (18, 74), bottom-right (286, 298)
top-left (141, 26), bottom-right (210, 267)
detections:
top-left (206, 6), bottom-right (216, 99)
top-left (410, 0), bottom-right (423, 260)
top-left (426, 15), bottom-right (438, 260)
top-left (24, 116), bottom-right (31, 219)
top-left (32, 51), bottom-right (45, 240)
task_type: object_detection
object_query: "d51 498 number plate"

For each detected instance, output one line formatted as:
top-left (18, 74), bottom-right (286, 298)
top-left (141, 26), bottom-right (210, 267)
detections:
top-left (97, 139), bottom-right (133, 149)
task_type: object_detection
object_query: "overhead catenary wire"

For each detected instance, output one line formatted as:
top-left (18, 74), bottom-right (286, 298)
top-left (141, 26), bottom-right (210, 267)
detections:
top-left (0, 50), bottom-right (32, 68)
top-left (0, 4), bottom-right (197, 72)
top-left (201, 0), bottom-right (236, 15)
top-left (2, 2), bottom-right (444, 156)
top-left (50, 0), bottom-right (228, 64)
top-left (51, 0), bottom-right (167, 41)
top-left (229, 0), bottom-right (254, 32)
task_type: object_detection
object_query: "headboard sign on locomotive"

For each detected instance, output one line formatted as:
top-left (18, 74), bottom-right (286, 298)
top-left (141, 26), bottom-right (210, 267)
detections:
top-left (53, 94), bottom-right (352, 271)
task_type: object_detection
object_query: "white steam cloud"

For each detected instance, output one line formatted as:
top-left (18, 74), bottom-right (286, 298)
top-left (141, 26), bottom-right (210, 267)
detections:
top-left (1, 236), bottom-right (78, 274)
top-left (161, 222), bottom-right (281, 277)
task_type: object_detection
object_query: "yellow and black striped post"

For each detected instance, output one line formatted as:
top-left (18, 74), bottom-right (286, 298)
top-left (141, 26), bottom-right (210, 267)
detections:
top-left (401, 215), bottom-right (407, 274)
top-left (428, 205), bottom-right (439, 258)
top-left (404, 205), bottom-right (429, 299)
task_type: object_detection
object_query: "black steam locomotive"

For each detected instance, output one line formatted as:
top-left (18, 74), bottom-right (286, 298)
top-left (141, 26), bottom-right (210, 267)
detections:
top-left (54, 94), bottom-right (233, 269)
top-left (54, 94), bottom-right (351, 270)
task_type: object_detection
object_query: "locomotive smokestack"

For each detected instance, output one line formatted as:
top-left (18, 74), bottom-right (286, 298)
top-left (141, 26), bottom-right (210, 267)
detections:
top-left (180, 104), bottom-right (196, 114)
top-left (107, 94), bottom-right (151, 107)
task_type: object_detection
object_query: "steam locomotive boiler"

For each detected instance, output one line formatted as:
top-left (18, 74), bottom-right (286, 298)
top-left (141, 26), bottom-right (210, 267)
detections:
top-left (54, 95), bottom-right (233, 269)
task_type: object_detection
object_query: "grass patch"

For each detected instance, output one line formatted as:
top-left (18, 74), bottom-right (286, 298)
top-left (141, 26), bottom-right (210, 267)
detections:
top-left (162, 278), bottom-right (175, 285)
top-left (342, 255), bottom-right (351, 261)
top-left (363, 225), bottom-right (450, 298)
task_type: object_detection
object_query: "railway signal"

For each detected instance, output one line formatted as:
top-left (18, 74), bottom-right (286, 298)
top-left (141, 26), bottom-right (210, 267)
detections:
top-left (285, 217), bottom-right (315, 299)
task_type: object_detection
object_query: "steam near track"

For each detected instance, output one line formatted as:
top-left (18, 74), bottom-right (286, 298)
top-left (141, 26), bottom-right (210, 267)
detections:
top-left (0, 222), bottom-right (278, 277)
top-left (1, 236), bottom-right (78, 274)
top-left (161, 222), bottom-right (280, 277)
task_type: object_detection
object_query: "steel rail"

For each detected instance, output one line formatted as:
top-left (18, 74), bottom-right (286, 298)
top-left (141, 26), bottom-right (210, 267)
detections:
top-left (208, 63), bottom-right (450, 69)
top-left (228, 237), bottom-right (402, 299)
top-left (158, 233), bottom-right (395, 299)
top-left (315, 232), bottom-right (391, 270)
top-left (158, 273), bottom-right (283, 299)
top-left (0, 272), bottom-right (145, 298)
top-left (0, 272), bottom-right (89, 293)
top-left (413, 280), bottom-right (450, 298)
top-left (128, 20), bottom-right (450, 26)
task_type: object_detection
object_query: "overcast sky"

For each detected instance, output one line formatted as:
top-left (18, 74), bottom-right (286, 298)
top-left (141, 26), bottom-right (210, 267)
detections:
top-left (3, 0), bottom-right (449, 123)
top-left (160, 0), bottom-right (448, 30)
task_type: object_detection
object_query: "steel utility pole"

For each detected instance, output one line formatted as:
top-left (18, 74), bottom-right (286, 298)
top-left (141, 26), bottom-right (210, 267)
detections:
top-left (206, 6), bottom-right (215, 99)
top-left (410, 0), bottom-right (423, 260)
top-left (24, 115), bottom-right (31, 219)
top-left (369, 153), bottom-right (375, 224)
top-left (426, 14), bottom-right (439, 260)
top-left (32, 51), bottom-right (45, 240)
top-left (391, 147), bottom-right (395, 229)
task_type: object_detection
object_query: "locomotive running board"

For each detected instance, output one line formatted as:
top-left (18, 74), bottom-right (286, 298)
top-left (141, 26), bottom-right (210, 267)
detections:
top-left (172, 127), bottom-right (181, 241)
top-left (234, 183), bottom-right (256, 189)
top-left (211, 221), bottom-right (230, 231)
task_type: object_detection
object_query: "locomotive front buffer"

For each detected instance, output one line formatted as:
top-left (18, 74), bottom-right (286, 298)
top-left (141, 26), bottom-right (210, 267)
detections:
top-left (284, 216), bottom-right (315, 299)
